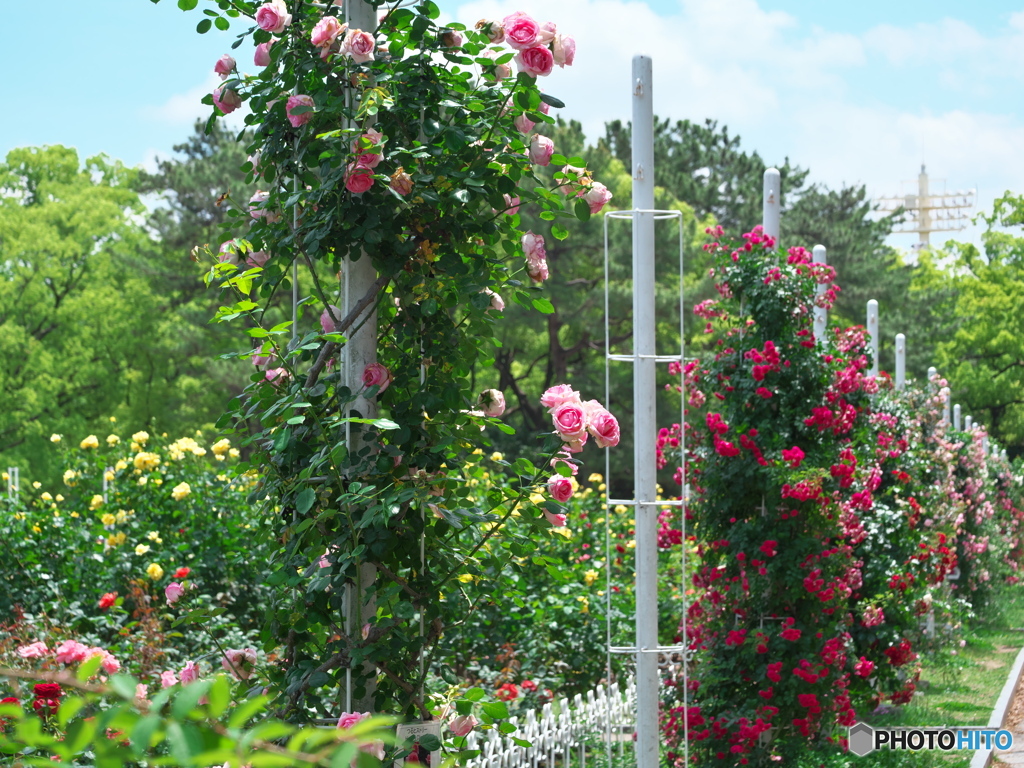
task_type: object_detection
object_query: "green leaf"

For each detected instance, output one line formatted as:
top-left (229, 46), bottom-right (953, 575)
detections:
top-left (551, 224), bottom-right (569, 240)
top-left (464, 687), bottom-right (486, 702)
top-left (215, 15), bottom-right (230, 30)
top-left (57, 697), bottom-right (85, 729)
top-left (227, 695), bottom-right (269, 728)
top-left (196, 18), bottom-right (212, 33)
top-left (108, 674), bottom-right (138, 700)
top-left (373, 418), bottom-right (399, 430)
top-left (130, 715), bottom-right (162, 757)
top-left (540, 93), bottom-right (566, 109)
top-left (532, 298), bottom-right (555, 314)
top-left (295, 487), bottom-right (316, 515)
top-left (574, 197), bottom-right (592, 222)
top-left (177, 0), bottom-right (198, 8)
top-left (481, 701), bottom-right (509, 719)
top-left (76, 654), bottom-right (103, 681)
top-left (207, 675), bottom-right (231, 718)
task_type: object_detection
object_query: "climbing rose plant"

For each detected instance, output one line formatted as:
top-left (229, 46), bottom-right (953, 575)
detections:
top-left (156, 0), bottom-right (616, 728)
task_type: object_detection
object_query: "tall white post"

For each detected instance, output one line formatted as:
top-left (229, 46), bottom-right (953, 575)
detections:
top-left (631, 54), bottom-right (659, 768)
top-left (965, 415), bottom-right (973, 431)
top-left (812, 244), bottom-right (827, 343)
top-left (867, 300), bottom-right (879, 378)
top-left (343, 0), bottom-right (380, 714)
top-left (954, 404), bottom-right (962, 431)
top-left (763, 168), bottom-right (781, 247)
top-left (895, 334), bottom-right (906, 391)
top-left (941, 388), bottom-right (950, 425)
top-left (928, 366), bottom-right (938, 389)
top-left (983, 435), bottom-right (989, 455)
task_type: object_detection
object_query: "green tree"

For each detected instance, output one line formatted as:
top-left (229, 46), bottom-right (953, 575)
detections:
top-left (0, 146), bottom-right (161, 480)
top-left (937, 193), bottom-right (1024, 453)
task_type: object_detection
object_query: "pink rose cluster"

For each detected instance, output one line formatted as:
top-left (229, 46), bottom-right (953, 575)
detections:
top-left (337, 712), bottom-right (386, 760)
top-left (222, 647), bottom-right (258, 680)
top-left (556, 164), bottom-right (613, 215)
top-left (493, 11), bottom-right (575, 78)
top-left (345, 128), bottom-right (386, 195)
top-left (522, 231), bottom-right (548, 283)
top-left (17, 641), bottom-right (121, 674)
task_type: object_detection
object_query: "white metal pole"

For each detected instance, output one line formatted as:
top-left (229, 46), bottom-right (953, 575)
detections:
top-left (928, 366), bottom-right (938, 390)
top-left (763, 168), bottom-right (780, 247)
top-left (867, 300), bottom-right (879, 378)
top-left (812, 244), bottom-right (827, 343)
top-left (983, 435), bottom-right (989, 455)
top-left (895, 333), bottom-right (906, 391)
top-left (631, 54), bottom-right (659, 768)
top-left (965, 415), bottom-right (973, 432)
top-left (954, 404), bottom-right (961, 431)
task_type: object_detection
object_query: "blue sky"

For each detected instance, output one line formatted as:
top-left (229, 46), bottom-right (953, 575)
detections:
top-left (4, 0), bottom-right (1024, 253)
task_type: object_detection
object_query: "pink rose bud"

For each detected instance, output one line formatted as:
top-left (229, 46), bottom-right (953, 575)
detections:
top-left (528, 134), bottom-right (554, 166)
top-left (214, 54), bottom-right (236, 79)
top-left (320, 305), bottom-right (342, 333)
top-left (362, 362), bottom-right (392, 394)
top-left (165, 582), bottom-right (186, 605)
top-left (449, 715), bottom-right (478, 738)
top-left (345, 163), bottom-right (375, 194)
top-left (390, 168), bottom-right (413, 196)
top-left (265, 367), bottom-right (291, 385)
top-left (352, 128), bottom-right (384, 167)
top-left (256, 0), bottom-right (291, 33)
top-left (337, 711), bottom-right (372, 730)
top-left (552, 34), bottom-right (576, 67)
top-left (482, 49), bottom-right (511, 80)
top-left (502, 11), bottom-right (540, 50)
top-left (484, 288), bottom-right (505, 311)
top-left (249, 190), bottom-right (271, 219)
top-left (541, 384), bottom-right (581, 410)
top-left (515, 45), bottom-right (555, 77)
top-left (480, 389), bottom-right (506, 417)
top-left (311, 16), bottom-right (345, 48)
top-left (503, 194), bottom-right (521, 215)
top-left (160, 670), bottom-right (178, 688)
top-left (475, 18), bottom-right (505, 43)
top-left (254, 40), bottom-right (274, 67)
top-left (544, 509), bottom-right (567, 526)
top-left (212, 87), bottom-right (242, 115)
top-left (362, 623), bottom-right (371, 640)
top-left (218, 241), bottom-right (240, 265)
top-left (440, 29), bottom-right (464, 48)
top-left (286, 94), bottom-right (315, 127)
top-left (221, 648), bottom-right (257, 680)
top-left (547, 474), bottom-right (574, 503)
top-left (343, 28), bottom-right (376, 64)
top-left (584, 182), bottom-right (613, 214)
top-left (514, 114), bottom-right (536, 134)
top-left (536, 21), bottom-right (558, 45)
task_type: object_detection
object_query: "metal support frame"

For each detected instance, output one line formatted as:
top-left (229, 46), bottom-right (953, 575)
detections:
top-left (812, 244), bottom-right (827, 343)
top-left (867, 300), bottom-right (879, 378)
top-left (762, 168), bottom-right (780, 246)
top-left (895, 333), bottom-right (906, 391)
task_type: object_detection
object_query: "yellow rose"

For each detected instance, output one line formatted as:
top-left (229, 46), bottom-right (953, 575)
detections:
top-left (63, 470), bottom-right (78, 487)
top-left (133, 452), bottom-right (160, 471)
top-left (135, 544), bottom-right (151, 556)
top-left (171, 482), bottom-right (191, 501)
top-left (104, 470), bottom-right (114, 482)
top-left (229, 448), bottom-right (240, 458)
top-left (588, 473), bottom-right (603, 483)
top-left (40, 492), bottom-right (52, 501)
top-left (55, 494), bottom-right (64, 502)
top-left (132, 431), bottom-right (150, 446)
top-left (80, 435), bottom-right (99, 450)
top-left (577, 595), bottom-right (590, 614)
top-left (109, 416), bottom-right (117, 423)
top-left (50, 434), bottom-right (62, 443)
top-left (32, 481), bottom-right (41, 489)
top-left (490, 451), bottom-right (503, 462)
top-left (106, 434), bottom-right (120, 446)
top-left (147, 531), bottom-right (163, 544)
top-left (101, 513), bottom-right (116, 526)
top-left (115, 509), bottom-right (129, 523)
top-left (584, 569), bottom-right (599, 587)
top-left (146, 563), bottom-right (164, 580)
top-left (614, 504), bottom-right (628, 514)
top-left (211, 438), bottom-right (231, 455)
top-left (89, 495), bottom-right (104, 510)
top-left (115, 460), bottom-right (128, 471)
top-left (457, 573), bottom-right (474, 583)
top-left (32, 525), bottom-right (42, 533)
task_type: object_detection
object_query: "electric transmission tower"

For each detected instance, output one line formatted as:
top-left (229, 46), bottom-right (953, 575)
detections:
top-left (875, 165), bottom-right (975, 249)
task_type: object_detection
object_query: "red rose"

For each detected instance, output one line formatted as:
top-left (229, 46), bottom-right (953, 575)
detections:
top-left (495, 683), bottom-right (518, 701)
top-left (32, 698), bottom-right (60, 716)
top-left (520, 680), bottom-right (538, 692)
top-left (98, 592), bottom-right (117, 610)
top-left (32, 683), bottom-right (61, 699)
top-left (174, 567), bottom-right (191, 579)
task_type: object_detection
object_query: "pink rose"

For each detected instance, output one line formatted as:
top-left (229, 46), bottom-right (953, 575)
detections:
top-left (544, 509), bottom-right (567, 526)
top-left (441, 29), bottom-right (464, 48)
top-left (86, 648), bottom-right (120, 674)
top-left (484, 288), bottom-right (505, 311)
top-left (212, 87), bottom-right (242, 115)
top-left (528, 134), bottom-right (554, 166)
top-left (515, 45), bottom-right (554, 78)
top-left (547, 475), bottom-right (574, 503)
top-left (584, 402), bottom-right (620, 448)
top-left (552, 401), bottom-right (587, 442)
top-left (343, 28), bottom-right (376, 64)
top-left (249, 190), bottom-right (270, 219)
top-left (16, 642), bottom-right (49, 659)
top-left (854, 657), bottom-right (875, 678)
top-left (256, 0), bottom-right (291, 33)
top-left (337, 711), bottom-right (371, 730)
top-left (135, 683), bottom-right (149, 703)
top-left (54, 640), bottom-right (89, 665)
top-left (482, 49), bottom-right (511, 81)
top-left (362, 362), bottom-right (392, 394)
top-left (165, 582), bottom-right (186, 605)
top-left (180, 660), bottom-right (199, 685)
top-left (320, 305), bottom-right (342, 333)
top-left (246, 250), bottom-right (270, 269)
top-left (254, 40), bottom-right (274, 67)
top-left (476, 18), bottom-right (505, 43)
top-left (449, 714), bottom-right (478, 737)
top-left (214, 54), bottom-right (235, 79)
top-left (390, 169), bottom-right (413, 195)
top-left (536, 21), bottom-right (558, 45)
top-left (251, 351), bottom-right (276, 370)
top-left (552, 35), bottom-right (576, 67)
top-left (502, 11), bottom-right (540, 50)
top-left (522, 231), bottom-right (546, 261)
top-left (218, 241), bottom-right (240, 265)
top-left (480, 389), bottom-right (506, 417)
top-left (514, 114), bottom-right (536, 134)
top-left (311, 16), bottom-right (345, 48)
top-left (503, 194), bottom-right (521, 215)
top-left (160, 670), bottom-right (178, 688)
top-left (222, 648), bottom-right (258, 680)
top-left (526, 254), bottom-right (548, 283)
top-left (352, 129), bottom-right (384, 168)
top-left (540, 384), bottom-right (580, 410)
top-left (345, 163), bottom-right (375, 194)
top-left (286, 95), bottom-right (315, 128)
top-left (265, 367), bottom-right (291, 385)
top-left (584, 182), bottom-right (613, 214)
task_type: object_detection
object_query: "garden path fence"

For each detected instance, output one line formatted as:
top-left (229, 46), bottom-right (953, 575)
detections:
top-left (463, 679), bottom-right (636, 768)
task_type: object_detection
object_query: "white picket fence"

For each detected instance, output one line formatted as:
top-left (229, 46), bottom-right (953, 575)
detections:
top-left (464, 679), bottom-right (636, 768)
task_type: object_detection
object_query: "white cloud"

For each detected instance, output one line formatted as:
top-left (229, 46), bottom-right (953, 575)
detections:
top-left (140, 72), bottom-right (249, 131)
